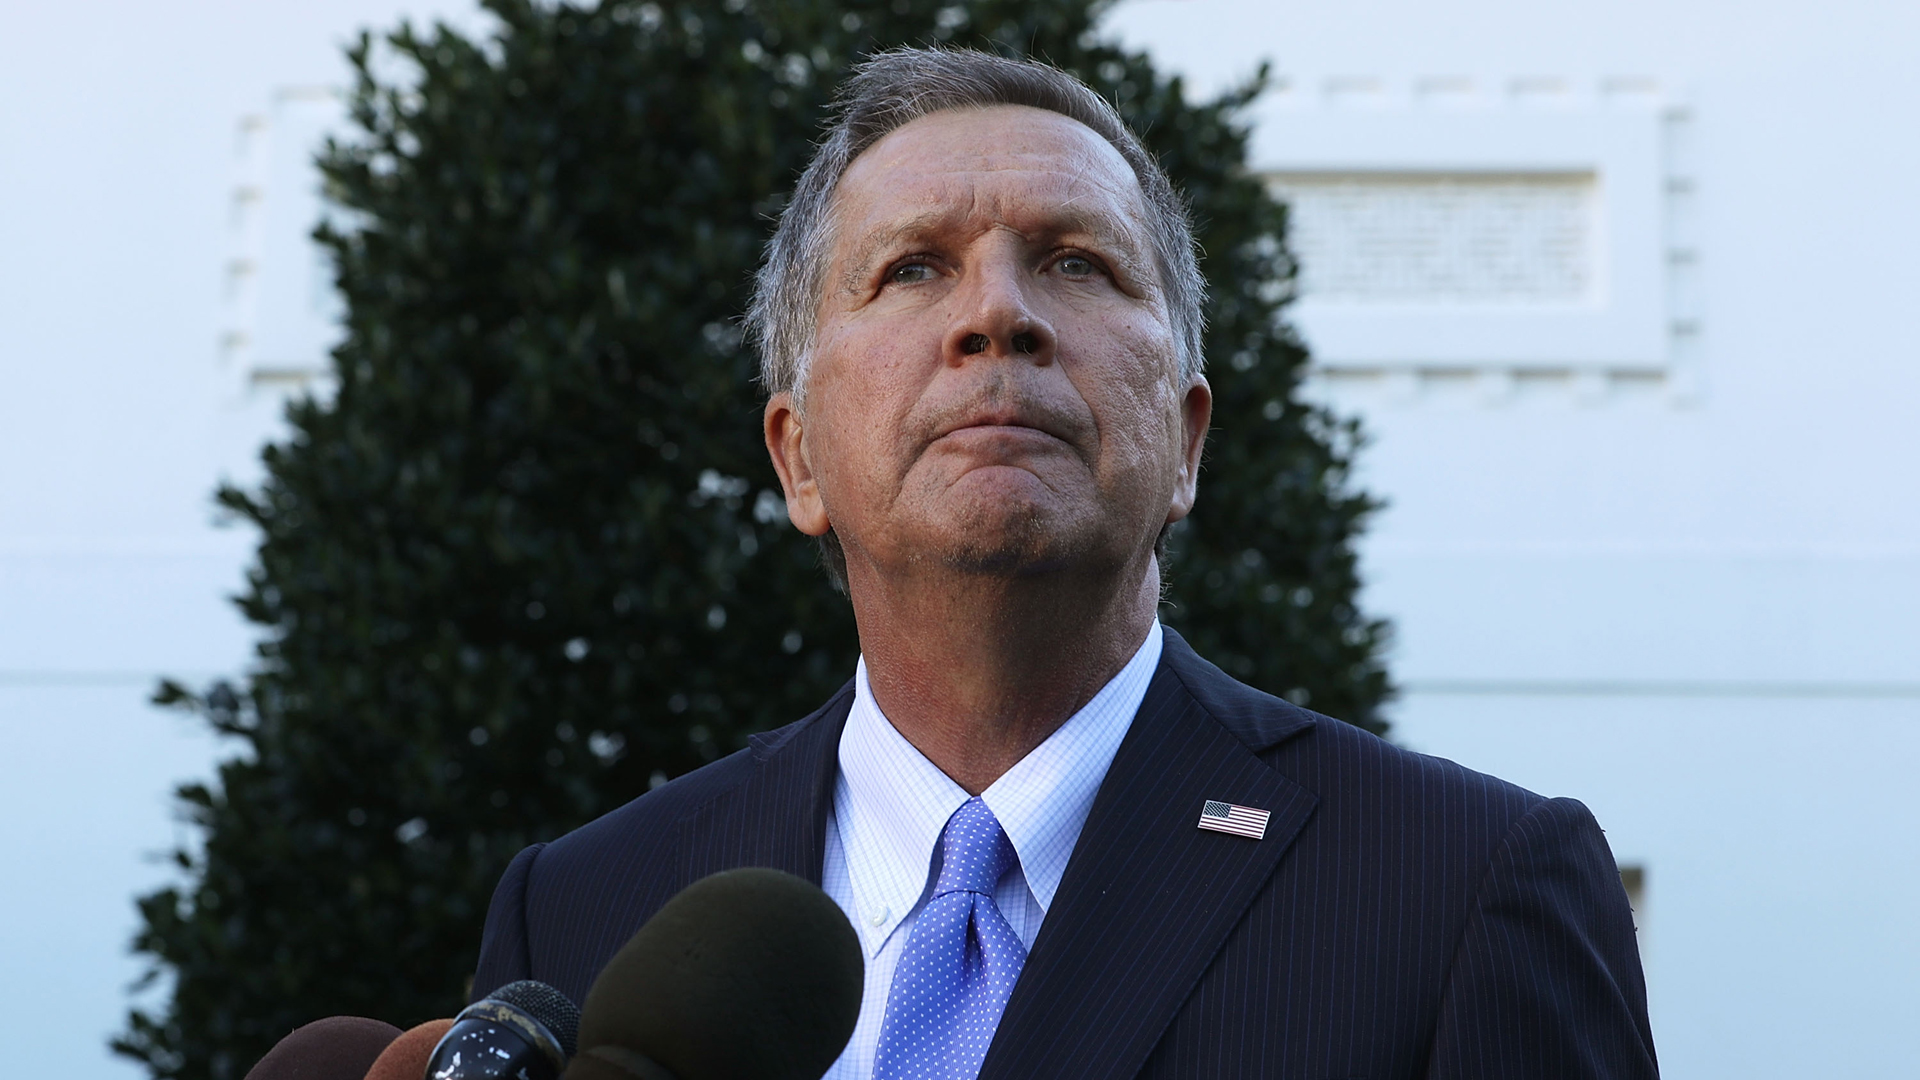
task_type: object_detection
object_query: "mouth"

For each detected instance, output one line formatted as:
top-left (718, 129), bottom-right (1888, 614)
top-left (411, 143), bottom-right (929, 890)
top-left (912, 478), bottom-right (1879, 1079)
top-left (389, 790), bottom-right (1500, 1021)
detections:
top-left (933, 409), bottom-right (1071, 445)
top-left (924, 420), bottom-right (1081, 483)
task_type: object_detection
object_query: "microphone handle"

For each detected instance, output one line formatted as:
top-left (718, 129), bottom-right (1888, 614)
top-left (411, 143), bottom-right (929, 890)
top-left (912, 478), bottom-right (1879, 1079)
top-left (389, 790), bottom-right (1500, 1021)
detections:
top-left (562, 1046), bottom-right (678, 1080)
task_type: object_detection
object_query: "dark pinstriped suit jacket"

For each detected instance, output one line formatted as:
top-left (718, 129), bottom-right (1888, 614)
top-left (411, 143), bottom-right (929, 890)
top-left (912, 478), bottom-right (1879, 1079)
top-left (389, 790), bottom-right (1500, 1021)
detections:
top-left (474, 629), bottom-right (1657, 1078)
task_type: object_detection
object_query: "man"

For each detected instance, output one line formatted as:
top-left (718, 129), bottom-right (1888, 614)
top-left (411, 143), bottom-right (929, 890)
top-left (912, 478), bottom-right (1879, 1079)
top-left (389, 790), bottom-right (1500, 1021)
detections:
top-left (474, 48), bottom-right (1657, 1079)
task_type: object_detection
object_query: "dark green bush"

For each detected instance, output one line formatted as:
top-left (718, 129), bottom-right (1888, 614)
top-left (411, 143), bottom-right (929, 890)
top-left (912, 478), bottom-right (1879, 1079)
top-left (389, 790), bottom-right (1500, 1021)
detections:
top-left (118, 2), bottom-right (1390, 1075)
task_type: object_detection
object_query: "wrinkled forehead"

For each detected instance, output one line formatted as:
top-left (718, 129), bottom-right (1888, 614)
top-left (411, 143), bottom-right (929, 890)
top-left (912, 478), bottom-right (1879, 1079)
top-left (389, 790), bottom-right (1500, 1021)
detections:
top-left (828, 105), bottom-right (1156, 268)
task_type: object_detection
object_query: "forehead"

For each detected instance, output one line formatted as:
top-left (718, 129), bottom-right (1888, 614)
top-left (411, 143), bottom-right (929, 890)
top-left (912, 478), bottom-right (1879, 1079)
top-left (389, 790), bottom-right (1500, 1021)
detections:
top-left (831, 105), bottom-right (1151, 250)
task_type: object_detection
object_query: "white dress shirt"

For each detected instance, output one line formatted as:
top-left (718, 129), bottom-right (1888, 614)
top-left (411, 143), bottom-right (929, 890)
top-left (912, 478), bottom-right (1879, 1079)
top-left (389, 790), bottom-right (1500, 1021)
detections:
top-left (818, 621), bottom-right (1164, 1080)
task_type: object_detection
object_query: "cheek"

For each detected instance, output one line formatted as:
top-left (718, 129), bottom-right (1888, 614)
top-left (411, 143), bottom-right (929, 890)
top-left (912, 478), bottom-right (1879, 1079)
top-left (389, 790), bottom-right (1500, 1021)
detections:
top-left (803, 320), bottom-right (935, 495)
top-left (813, 310), bottom-right (942, 401)
top-left (1086, 321), bottom-right (1185, 452)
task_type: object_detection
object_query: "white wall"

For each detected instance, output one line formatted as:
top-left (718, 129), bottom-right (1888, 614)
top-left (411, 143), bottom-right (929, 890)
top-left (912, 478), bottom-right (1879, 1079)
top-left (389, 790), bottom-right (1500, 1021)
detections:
top-left (1104, 0), bottom-right (1920, 1075)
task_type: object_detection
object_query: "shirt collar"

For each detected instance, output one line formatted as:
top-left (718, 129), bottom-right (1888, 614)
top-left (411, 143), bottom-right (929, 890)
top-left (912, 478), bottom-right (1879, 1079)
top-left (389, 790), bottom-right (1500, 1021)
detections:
top-left (981, 619), bottom-right (1161, 910)
top-left (834, 622), bottom-right (1163, 956)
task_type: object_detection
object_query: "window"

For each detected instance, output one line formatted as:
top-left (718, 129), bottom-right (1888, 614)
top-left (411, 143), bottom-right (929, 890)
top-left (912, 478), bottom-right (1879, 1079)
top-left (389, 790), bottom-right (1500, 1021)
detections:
top-left (1248, 76), bottom-right (1699, 401)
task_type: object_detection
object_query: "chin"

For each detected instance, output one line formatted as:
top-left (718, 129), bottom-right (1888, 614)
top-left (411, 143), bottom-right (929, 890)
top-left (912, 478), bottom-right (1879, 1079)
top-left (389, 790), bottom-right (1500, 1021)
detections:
top-left (939, 543), bottom-right (1064, 577)
top-left (934, 511), bottom-right (1095, 578)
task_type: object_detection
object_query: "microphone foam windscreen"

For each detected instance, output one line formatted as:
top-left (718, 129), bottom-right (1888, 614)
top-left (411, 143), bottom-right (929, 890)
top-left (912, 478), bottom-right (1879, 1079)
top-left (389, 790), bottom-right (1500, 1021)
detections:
top-left (243, 1016), bottom-right (402, 1080)
top-left (579, 867), bottom-right (864, 1080)
top-left (360, 1018), bottom-right (453, 1080)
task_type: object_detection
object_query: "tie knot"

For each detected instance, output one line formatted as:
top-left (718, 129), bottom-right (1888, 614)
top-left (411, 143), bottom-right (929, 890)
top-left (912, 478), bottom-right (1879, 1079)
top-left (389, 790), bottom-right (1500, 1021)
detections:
top-left (933, 797), bottom-right (1017, 898)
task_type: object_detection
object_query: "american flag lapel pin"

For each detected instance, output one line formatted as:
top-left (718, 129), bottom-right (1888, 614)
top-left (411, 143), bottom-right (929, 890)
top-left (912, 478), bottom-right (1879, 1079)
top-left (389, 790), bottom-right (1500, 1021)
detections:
top-left (1197, 799), bottom-right (1270, 840)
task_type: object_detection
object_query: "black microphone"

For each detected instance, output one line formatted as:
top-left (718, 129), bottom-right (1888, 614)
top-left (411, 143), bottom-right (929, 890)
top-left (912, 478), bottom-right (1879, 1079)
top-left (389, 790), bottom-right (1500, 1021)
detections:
top-left (563, 867), bottom-right (863, 1080)
top-left (425, 979), bottom-right (581, 1079)
top-left (242, 1015), bottom-right (403, 1080)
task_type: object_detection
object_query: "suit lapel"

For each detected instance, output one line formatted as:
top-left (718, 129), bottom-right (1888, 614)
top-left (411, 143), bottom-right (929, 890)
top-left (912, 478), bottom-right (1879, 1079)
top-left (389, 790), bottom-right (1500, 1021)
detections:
top-left (979, 643), bottom-right (1319, 1080)
top-left (675, 682), bottom-right (852, 885)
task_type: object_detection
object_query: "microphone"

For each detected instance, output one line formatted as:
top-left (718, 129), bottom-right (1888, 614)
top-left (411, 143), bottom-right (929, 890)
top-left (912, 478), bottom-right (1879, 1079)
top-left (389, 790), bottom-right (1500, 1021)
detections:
top-left (564, 867), bottom-right (863, 1080)
top-left (243, 1016), bottom-right (403, 1080)
top-left (360, 1018), bottom-right (454, 1080)
top-left (424, 979), bottom-right (581, 1079)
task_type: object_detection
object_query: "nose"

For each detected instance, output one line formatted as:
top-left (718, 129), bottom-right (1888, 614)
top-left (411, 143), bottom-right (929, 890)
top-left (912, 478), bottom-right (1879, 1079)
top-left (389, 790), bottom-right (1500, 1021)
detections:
top-left (944, 258), bottom-right (1056, 367)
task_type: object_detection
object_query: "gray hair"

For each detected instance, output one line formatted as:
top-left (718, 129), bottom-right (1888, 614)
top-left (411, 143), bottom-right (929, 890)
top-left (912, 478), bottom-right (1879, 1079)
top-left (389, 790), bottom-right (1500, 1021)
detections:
top-left (747, 47), bottom-right (1208, 403)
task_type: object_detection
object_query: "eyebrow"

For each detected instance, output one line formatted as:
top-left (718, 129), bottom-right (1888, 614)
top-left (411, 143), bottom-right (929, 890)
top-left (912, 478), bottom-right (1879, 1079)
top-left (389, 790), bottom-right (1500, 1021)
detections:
top-left (839, 209), bottom-right (957, 292)
top-left (836, 200), bottom-right (1154, 294)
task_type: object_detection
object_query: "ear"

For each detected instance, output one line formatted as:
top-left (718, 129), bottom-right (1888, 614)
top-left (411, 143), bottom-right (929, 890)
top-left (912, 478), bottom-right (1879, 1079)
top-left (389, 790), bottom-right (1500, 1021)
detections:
top-left (1165, 376), bottom-right (1212, 525)
top-left (764, 392), bottom-right (831, 537)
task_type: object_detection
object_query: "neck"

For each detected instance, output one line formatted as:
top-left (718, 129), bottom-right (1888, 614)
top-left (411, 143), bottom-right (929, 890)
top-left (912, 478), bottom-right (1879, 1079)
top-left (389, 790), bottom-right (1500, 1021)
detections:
top-left (846, 554), bottom-right (1160, 795)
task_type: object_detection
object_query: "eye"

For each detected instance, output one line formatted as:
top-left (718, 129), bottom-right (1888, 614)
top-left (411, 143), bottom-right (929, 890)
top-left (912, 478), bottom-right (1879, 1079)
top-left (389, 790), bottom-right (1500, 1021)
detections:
top-left (888, 260), bottom-right (936, 285)
top-left (1055, 254), bottom-right (1101, 277)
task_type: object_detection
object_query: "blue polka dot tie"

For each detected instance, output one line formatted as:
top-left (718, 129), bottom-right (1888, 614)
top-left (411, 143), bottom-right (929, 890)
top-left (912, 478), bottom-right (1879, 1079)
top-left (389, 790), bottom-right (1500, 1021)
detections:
top-left (871, 797), bottom-right (1028, 1080)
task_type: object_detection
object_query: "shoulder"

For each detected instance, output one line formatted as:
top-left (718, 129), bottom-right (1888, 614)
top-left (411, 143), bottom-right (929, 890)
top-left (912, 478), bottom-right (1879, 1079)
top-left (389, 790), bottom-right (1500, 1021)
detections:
top-left (1162, 629), bottom-right (1548, 835)
top-left (538, 742), bottom-right (760, 871)
top-left (482, 681), bottom-right (854, 1001)
top-left (531, 679), bottom-right (852, 885)
top-left (475, 745), bottom-right (764, 1000)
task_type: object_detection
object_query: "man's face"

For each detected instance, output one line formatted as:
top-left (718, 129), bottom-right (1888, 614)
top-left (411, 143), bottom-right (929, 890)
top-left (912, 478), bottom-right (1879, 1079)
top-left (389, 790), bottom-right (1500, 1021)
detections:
top-left (766, 104), bottom-right (1210, 585)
